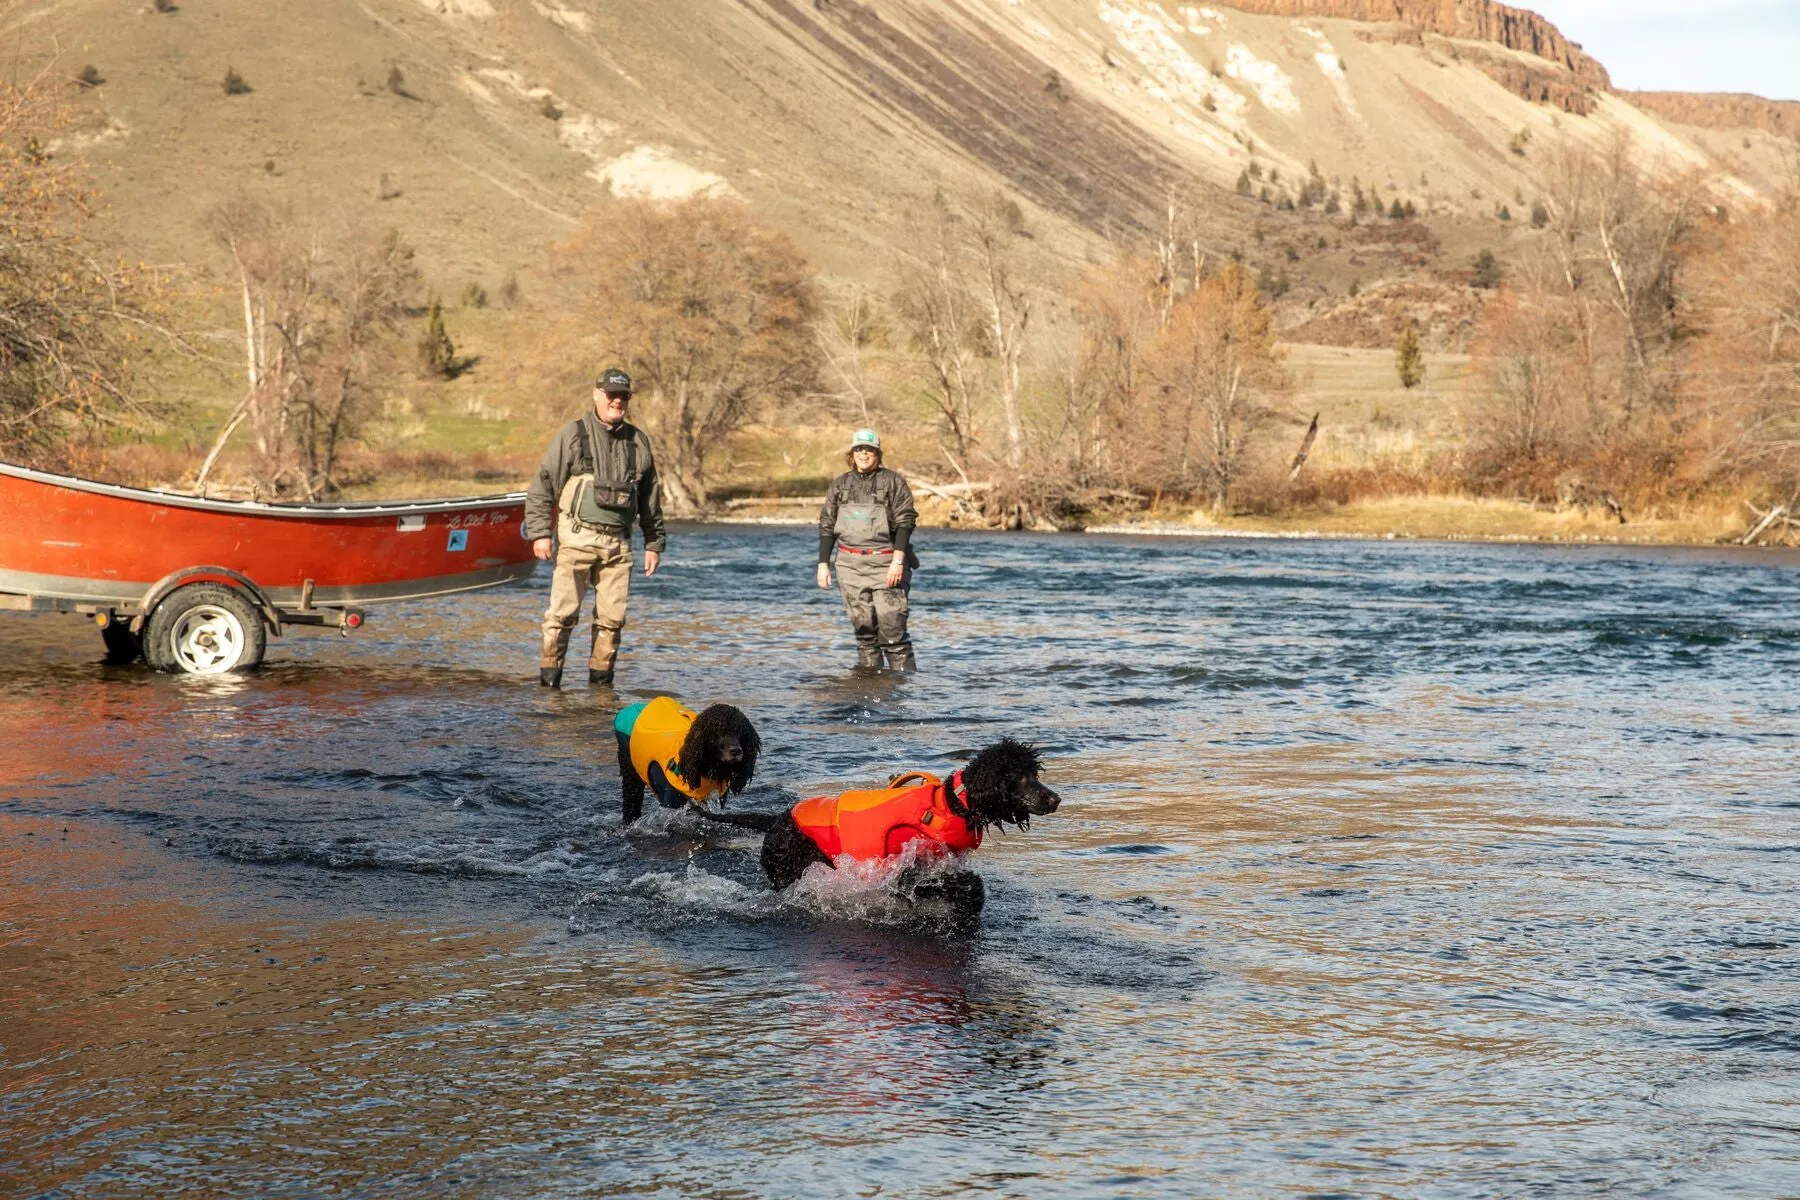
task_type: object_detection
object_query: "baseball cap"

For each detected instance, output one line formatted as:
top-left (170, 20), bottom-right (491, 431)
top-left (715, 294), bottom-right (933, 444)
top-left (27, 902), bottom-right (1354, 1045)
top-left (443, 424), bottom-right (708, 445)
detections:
top-left (596, 367), bottom-right (633, 395)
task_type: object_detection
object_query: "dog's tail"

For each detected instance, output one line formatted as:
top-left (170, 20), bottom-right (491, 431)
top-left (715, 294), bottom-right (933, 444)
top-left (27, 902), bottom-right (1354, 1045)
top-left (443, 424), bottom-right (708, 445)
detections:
top-left (692, 808), bottom-right (782, 833)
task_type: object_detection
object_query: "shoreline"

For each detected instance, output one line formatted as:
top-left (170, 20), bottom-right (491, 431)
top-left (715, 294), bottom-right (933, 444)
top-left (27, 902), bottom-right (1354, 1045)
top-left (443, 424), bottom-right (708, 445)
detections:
top-left (330, 477), bottom-right (1791, 552)
top-left (694, 514), bottom-right (1795, 553)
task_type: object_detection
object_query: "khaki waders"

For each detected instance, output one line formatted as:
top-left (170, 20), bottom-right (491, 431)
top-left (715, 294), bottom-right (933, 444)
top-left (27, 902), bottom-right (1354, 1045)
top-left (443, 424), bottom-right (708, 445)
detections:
top-left (540, 529), bottom-right (632, 674)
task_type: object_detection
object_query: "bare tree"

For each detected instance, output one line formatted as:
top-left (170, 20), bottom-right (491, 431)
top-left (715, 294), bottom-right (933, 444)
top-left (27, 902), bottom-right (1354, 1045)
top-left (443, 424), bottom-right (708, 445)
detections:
top-left (813, 282), bottom-right (885, 423)
top-left (1537, 133), bottom-right (1704, 429)
top-left (1142, 263), bottom-right (1285, 508)
top-left (555, 197), bottom-right (819, 514)
top-left (0, 67), bottom-right (165, 468)
top-left (1687, 183), bottom-right (1800, 497)
top-left (1065, 254), bottom-right (1163, 487)
top-left (892, 198), bottom-right (983, 470)
top-left (966, 193), bottom-right (1034, 473)
top-left (201, 200), bottom-right (418, 498)
top-left (1468, 289), bottom-right (1574, 465)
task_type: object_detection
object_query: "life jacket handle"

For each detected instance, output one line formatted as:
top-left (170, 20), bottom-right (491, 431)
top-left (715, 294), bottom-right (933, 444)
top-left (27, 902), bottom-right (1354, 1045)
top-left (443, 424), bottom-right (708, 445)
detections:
top-left (886, 770), bottom-right (941, 790)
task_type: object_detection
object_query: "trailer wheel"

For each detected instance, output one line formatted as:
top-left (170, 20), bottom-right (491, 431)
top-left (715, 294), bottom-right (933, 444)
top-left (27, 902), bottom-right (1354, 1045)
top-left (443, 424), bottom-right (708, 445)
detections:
top-left (100, 621), bottom-right (142, 664)
top-left (144, 584), bottom-right (267, 675)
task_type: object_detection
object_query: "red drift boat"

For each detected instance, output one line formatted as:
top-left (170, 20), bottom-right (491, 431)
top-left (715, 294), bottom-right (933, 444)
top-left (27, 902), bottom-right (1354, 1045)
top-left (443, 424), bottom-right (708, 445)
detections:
top-left (0, 461), bottom-right (538, 674)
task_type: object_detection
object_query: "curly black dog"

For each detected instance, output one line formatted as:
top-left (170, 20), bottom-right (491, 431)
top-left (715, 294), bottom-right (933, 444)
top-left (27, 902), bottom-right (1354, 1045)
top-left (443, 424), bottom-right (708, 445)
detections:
top-left (614, 698), bottom-right (760, 824)
top-left (705, 738), bottom-right (1059, 916)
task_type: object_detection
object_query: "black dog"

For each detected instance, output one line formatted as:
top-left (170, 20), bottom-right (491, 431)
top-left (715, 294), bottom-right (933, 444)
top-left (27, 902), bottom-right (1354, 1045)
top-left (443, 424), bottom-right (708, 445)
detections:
top-left (709, 738), bottom-right (1060, 915)
top-left (614, 698), bottom-right (760, 824)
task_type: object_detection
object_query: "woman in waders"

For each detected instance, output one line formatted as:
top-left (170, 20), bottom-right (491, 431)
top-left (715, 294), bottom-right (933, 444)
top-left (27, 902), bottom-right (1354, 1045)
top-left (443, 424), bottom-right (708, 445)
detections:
top-left (816, 429), bottom-right (918, 671)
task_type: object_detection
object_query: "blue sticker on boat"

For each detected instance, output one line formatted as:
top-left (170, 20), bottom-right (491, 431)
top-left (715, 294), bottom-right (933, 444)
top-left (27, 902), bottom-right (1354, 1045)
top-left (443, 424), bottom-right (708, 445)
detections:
top-left (447, 529), bottom-right (469, 552)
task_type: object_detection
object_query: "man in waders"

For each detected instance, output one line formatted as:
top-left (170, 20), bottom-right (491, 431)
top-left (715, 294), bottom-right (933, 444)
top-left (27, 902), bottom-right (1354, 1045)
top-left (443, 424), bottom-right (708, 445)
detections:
top-left (525, 367), bottom-right (665, 688)
top-left (816, 428), bottom-right (918, 671)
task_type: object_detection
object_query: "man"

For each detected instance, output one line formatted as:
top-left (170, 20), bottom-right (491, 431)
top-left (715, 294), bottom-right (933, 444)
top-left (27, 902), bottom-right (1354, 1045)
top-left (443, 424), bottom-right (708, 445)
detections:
top-left (816, 428), bottom-right (918, 671)
top-left (525, 367), bottom-right (664, 688)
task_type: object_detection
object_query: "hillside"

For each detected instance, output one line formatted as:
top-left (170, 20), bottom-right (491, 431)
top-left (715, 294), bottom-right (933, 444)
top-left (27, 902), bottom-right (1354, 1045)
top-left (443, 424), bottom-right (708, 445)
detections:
top-left (16, 0), bottom-right (1794, 297)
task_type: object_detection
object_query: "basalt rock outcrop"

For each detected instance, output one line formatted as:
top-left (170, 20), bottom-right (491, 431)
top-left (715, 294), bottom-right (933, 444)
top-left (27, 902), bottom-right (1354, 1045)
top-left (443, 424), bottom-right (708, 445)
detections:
top-left (1623, 92), bottom-right (1800, 137)
top-left (1224, 0), bottom-right (1610, 94)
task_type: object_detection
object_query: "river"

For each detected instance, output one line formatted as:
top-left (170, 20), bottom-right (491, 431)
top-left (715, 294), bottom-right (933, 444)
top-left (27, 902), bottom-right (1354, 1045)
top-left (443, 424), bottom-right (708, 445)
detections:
top-left (2, 526), bottom-right (1797, 1197)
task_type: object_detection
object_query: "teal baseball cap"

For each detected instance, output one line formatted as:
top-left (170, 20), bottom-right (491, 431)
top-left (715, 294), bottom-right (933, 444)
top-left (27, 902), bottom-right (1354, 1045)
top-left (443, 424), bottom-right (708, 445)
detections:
top-left (849, 428), bottom-right (881, 452)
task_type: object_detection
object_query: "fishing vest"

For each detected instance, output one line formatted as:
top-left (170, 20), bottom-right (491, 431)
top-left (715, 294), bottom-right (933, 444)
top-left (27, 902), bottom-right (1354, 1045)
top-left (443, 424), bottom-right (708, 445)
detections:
top-left (791, 770), bottom-right (982, 861)
top-left (613, 696), bottom-right (725, 808)
top-left (559, 416), bottom-right (640, 540)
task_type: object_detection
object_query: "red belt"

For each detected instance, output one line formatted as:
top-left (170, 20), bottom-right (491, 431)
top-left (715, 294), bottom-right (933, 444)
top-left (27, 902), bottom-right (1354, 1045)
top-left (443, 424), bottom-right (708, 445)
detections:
top-left (838, 546), bottom-right (895, 555)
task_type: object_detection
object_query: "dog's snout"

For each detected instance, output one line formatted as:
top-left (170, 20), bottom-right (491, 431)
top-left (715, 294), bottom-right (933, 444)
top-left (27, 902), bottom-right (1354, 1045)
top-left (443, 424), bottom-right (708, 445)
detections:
top-left (1025, 783), bottom-right (1061, 815)
top-left (720, 740), bottom-right (743, 763)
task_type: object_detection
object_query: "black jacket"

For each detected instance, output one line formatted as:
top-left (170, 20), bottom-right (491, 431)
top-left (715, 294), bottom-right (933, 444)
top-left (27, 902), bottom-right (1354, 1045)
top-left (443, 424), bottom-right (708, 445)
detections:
top-left (817, 466), bottom-right (917, 563)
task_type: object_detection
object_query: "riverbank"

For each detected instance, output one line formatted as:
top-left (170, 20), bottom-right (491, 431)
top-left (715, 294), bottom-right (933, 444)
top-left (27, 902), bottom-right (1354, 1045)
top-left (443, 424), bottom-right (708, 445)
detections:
top-left (332, 476), bottom-right (1772, 548)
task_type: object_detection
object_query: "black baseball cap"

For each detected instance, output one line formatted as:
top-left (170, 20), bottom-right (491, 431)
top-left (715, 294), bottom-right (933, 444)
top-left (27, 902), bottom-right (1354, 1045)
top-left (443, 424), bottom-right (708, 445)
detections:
top-left (596, 367), bottom-right (633, 395)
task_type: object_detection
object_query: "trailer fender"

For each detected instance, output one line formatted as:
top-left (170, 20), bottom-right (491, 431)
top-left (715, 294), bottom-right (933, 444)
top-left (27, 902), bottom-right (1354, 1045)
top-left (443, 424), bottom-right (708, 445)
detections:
top-left (135, 566), bottom-right (283, 637)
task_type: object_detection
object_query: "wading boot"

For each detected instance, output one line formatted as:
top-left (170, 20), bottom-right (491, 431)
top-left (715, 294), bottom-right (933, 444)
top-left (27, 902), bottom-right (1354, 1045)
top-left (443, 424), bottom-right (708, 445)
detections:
top-left (589, 667), bottom-right (615, 687)
top-left (539, 667), bottom-right (563, 689)
top-left (886, 649), bottom-right (918, 672)
top-left (855, 646), bottom-right (881, 673)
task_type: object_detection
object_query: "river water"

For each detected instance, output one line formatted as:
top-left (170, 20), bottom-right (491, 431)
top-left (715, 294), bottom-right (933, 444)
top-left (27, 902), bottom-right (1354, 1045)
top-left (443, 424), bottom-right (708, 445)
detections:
top-left (2, 526), bottom-right (1797, 1198)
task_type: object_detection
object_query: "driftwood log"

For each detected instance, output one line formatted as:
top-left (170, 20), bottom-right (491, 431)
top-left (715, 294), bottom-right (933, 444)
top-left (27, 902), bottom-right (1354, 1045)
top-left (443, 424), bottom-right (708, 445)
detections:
top-left (1289, 413), bottom-right (1320, 480)
top-left (1741, 503), bottom-right (1795, 546)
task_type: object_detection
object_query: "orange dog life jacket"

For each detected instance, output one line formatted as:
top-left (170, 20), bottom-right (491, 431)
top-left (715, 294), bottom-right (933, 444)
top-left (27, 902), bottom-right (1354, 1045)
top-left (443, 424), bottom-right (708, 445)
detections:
top-left (790, 770), bottom-right (982, 862)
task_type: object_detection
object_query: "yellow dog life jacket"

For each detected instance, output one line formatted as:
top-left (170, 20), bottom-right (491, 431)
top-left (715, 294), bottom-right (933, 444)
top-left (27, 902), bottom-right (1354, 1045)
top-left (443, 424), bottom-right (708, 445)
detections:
top-left (613, 696), bottom-right (726, 807)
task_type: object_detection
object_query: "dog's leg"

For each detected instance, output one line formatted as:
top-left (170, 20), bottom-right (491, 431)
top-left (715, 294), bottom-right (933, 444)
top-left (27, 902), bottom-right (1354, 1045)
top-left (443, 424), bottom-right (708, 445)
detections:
top-left (617, 733), bottom-right (645, 825)
top-left (916, 869), bottom-right (985, 918)
top-left (760, 811), bottom-right (831, 891)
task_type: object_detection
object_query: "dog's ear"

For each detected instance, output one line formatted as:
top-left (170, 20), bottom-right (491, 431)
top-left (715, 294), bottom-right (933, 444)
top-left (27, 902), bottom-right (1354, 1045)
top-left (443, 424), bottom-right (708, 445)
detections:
top-left (729, 709), bottom-right (760, 795)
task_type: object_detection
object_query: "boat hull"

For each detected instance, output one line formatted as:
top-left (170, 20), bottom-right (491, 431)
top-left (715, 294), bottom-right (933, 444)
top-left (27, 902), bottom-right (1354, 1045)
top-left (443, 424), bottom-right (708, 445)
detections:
top-left (0, 463), bottom-right (539, 606)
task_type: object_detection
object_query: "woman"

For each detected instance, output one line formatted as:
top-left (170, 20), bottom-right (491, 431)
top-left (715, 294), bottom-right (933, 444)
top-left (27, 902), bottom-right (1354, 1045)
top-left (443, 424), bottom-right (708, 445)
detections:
top-left (816, 429), bottom-right (918, 671)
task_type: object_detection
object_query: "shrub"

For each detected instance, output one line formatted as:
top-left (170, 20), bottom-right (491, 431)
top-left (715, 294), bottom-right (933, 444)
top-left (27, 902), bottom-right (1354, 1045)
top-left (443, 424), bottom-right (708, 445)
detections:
top-left (537, 94), bottom-right (562, 120)
top-left (1388, 197), bottom-right (1406, 220)
top-left (499, 272), bottom-right (521, 307)
top-left (1236, 170), bottom-right (1252, 196)
top-left (1531, 201), bottom-right (1550, 229)
top-left (1498, 204), bottom-right (1512, 221)
top-left (222, 67), bottom-right (250, 95)
top-left (385, 64), bottom-right (413, 99)
top-left (460, 281), bottom-right (488, 309)
top-left (75, 65), bottom-right (104, 89)
top-left (152, 0), bottom-right (176, 10)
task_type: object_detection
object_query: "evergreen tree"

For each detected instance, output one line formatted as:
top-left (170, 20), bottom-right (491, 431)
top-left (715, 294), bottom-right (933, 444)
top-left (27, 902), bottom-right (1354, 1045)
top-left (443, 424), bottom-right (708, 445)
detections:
top-left (1471, 250), bottom-right (1502, 289)
top-left (1395, 322), bottom-right (1425, 389)
top-left (419, 299), bottom-right (456, 377)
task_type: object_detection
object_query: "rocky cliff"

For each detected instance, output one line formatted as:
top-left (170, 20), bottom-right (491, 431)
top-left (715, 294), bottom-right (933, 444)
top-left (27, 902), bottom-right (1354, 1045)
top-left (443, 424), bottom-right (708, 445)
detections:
top-left (1623, 92), bottom-right (1800, 137)
top-left (1222, 0), bottom-right (1610, 91)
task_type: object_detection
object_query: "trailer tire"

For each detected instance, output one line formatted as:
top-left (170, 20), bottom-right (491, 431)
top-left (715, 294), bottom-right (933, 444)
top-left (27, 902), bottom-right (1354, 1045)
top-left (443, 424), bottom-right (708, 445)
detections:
top-left (144, 584), bottom-right (267, 675)
top-left (100, 621), bottom-right (142, 664)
